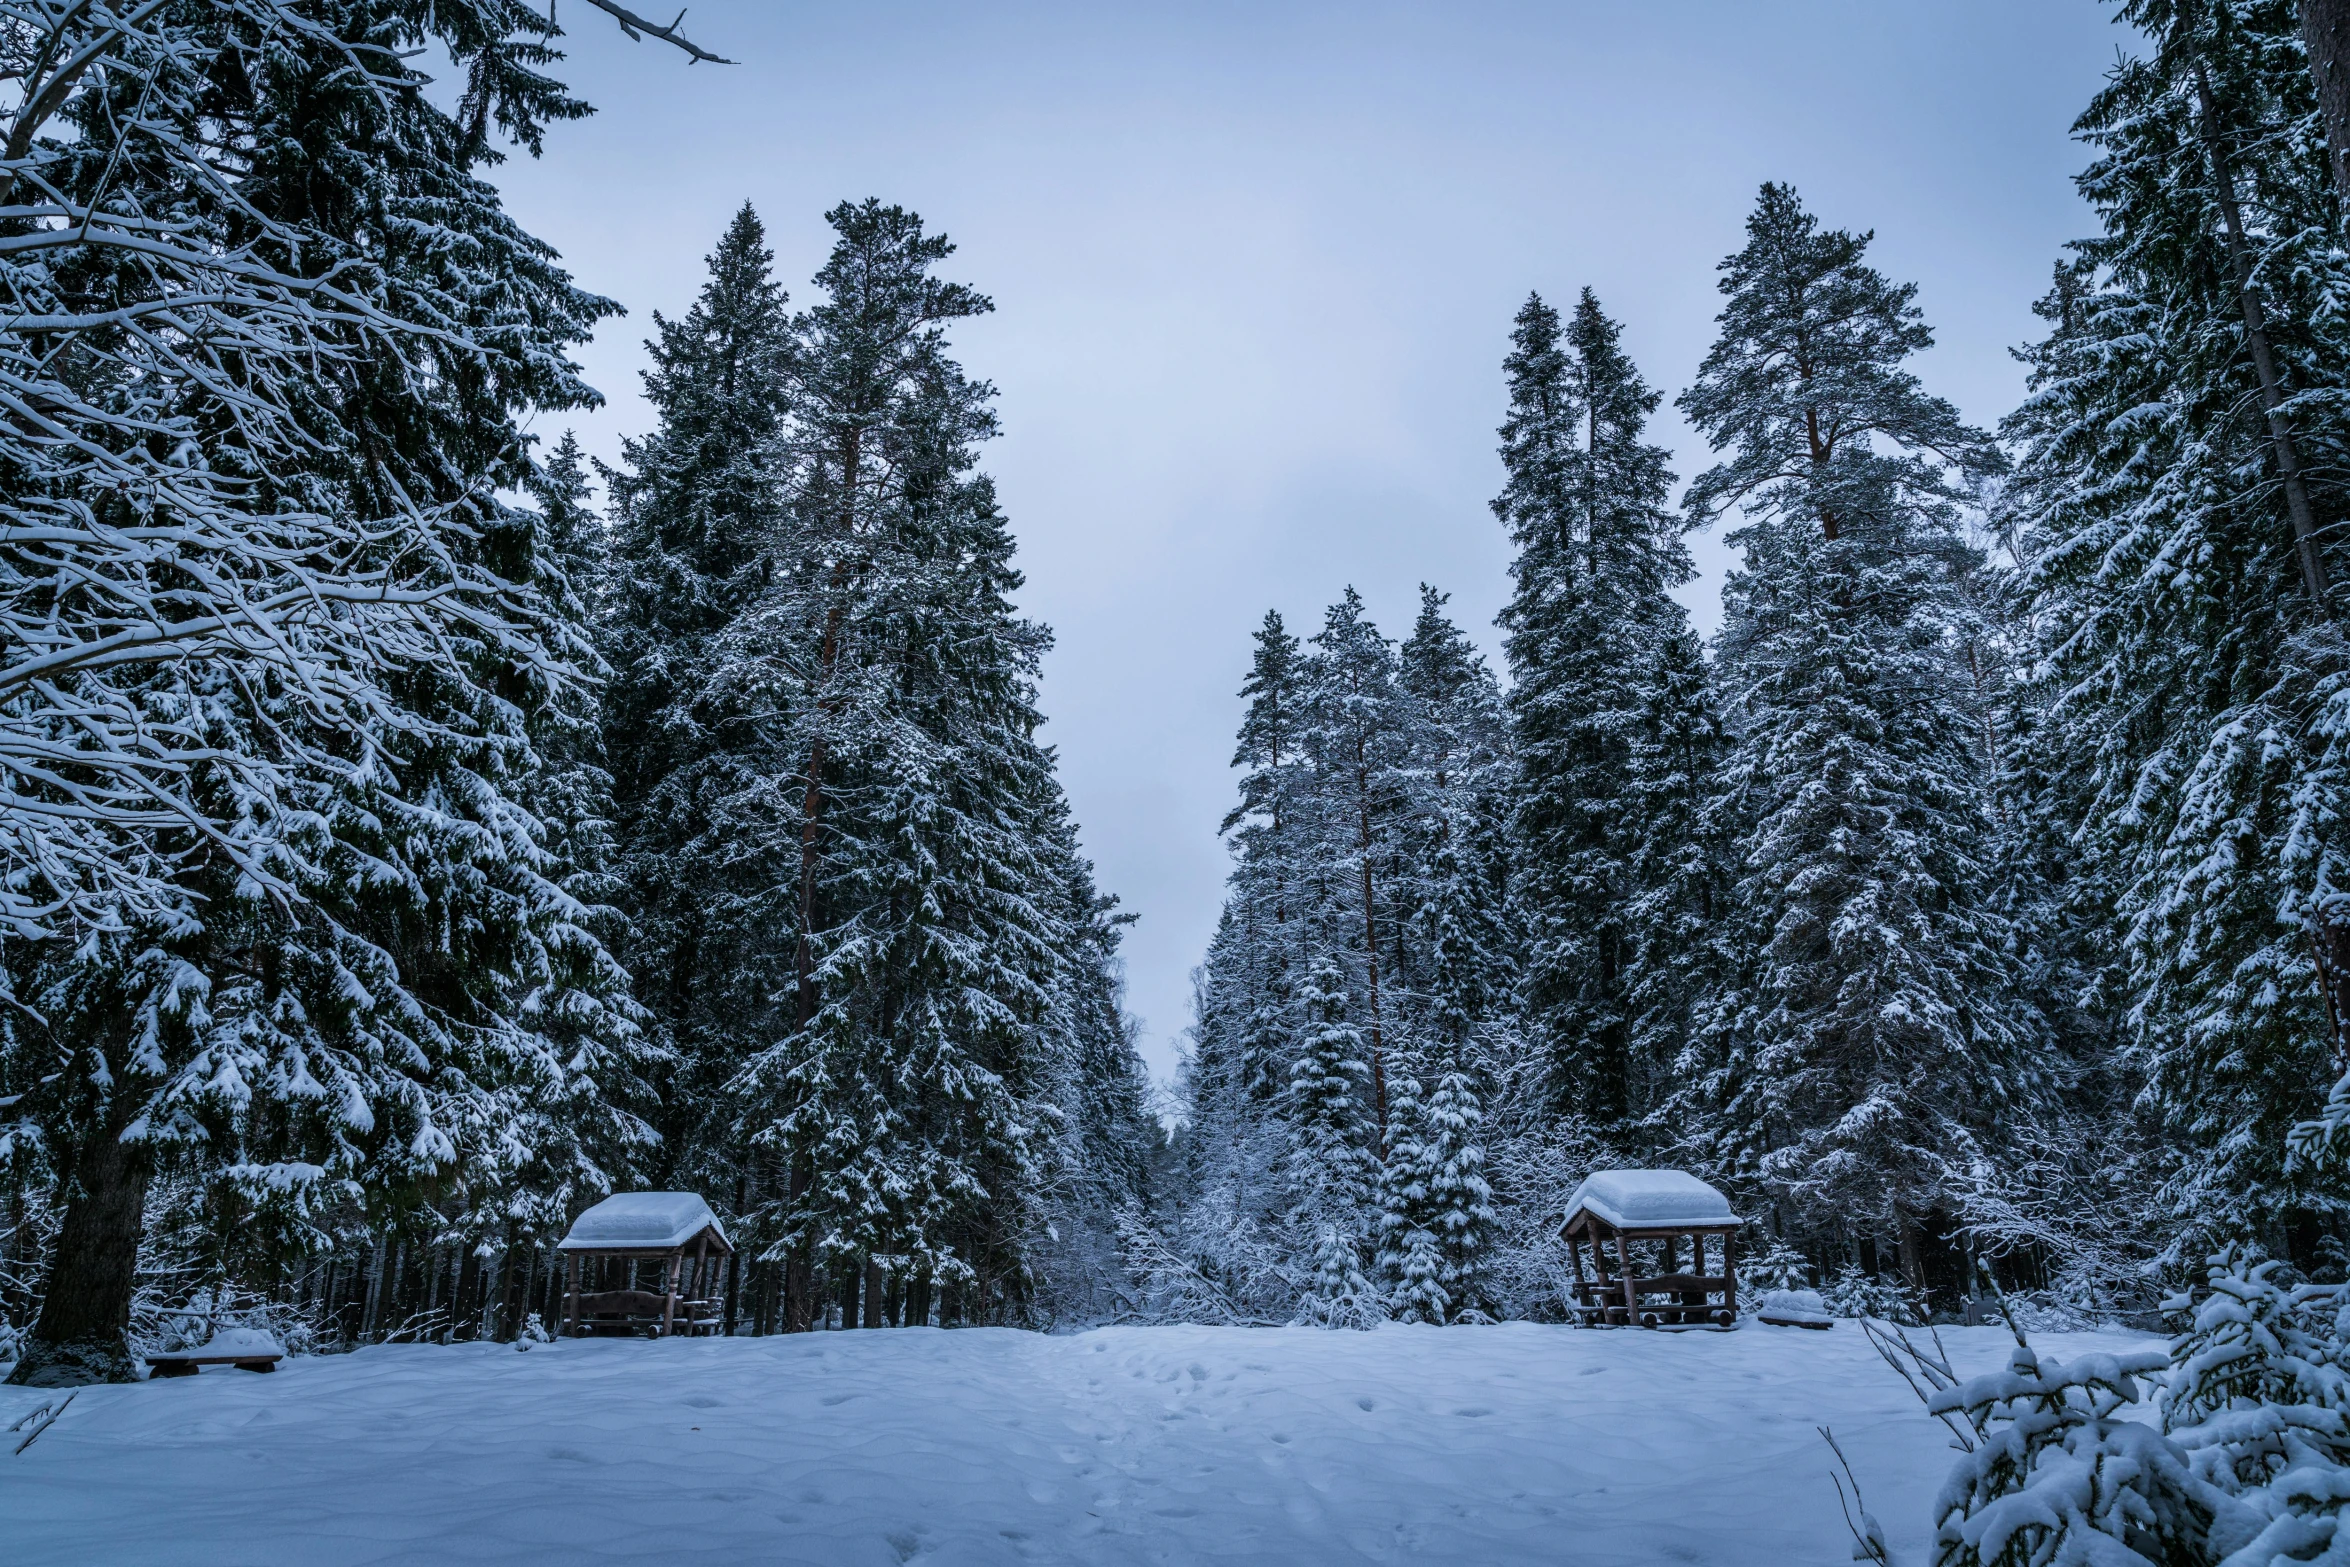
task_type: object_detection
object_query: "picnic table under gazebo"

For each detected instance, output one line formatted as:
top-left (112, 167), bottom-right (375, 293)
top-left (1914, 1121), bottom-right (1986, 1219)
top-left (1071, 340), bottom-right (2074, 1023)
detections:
top-left (556, 1192), bottom-right (732, 1338)
top-left (1561, 1169), bottom-right (1741, 1329)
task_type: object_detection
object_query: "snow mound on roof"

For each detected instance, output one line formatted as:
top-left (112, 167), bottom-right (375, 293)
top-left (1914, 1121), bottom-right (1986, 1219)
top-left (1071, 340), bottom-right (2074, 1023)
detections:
top-left (558, 1192), bottom-right (726, 1251)
top-left (1566, 1169), bottom-right (1737, 1230)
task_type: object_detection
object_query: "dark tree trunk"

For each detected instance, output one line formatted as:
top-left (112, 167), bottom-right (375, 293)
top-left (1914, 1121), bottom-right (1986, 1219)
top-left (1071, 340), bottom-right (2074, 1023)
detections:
top-left (2305, 0), bottom-right (2350, 207)
top-left (2192, 55), bottom-right (2331, 606)
top-left (7, 1127), bottom-right (148, 1386)
top-left (1896, 1214), bottom-right (1930, 1314)
top-left (724, 1172), bottom-right (746, 1336)
top-left (454, 1245), bottom-right (482, 1340)
top-left (784, 1156), bottom-right (814, 1333)
top-left (863, 1259), bottom-right (885, 1328)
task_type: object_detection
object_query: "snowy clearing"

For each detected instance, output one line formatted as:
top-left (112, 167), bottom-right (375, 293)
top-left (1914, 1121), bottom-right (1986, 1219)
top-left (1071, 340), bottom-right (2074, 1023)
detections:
top-left (2, 1321), bottom-right (2155, 1565)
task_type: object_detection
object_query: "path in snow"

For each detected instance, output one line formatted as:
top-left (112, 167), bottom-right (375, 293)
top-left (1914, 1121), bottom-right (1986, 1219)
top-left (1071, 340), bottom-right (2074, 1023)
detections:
top-left (0, 1321), bottom-right (2151, 1565)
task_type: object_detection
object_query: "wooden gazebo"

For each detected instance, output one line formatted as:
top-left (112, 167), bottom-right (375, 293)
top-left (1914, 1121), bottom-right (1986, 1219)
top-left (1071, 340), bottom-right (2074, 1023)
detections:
top-left (556, 1192), bottom-right (732, 1338)
top-left (1562, 1169), bottom-right (1741, 1329)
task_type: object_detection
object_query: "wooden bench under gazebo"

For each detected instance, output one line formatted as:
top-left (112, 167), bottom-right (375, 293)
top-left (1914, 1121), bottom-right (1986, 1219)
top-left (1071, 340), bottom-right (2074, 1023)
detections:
top-left (1562, 1169), bottom-right (1741, 1329)
top-left (556, 1192), bottom-right (732, 1338)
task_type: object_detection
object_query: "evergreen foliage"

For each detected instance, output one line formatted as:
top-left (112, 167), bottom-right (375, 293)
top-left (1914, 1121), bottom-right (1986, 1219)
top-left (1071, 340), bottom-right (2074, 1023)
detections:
top-left (2008, 0), bottom-right (2350, 1249)
top-left (1, 0), bottom-right (658, 1386)
top-left (1675, 183), bottom-right (2027, 1278)
top-left (1496, 290), bottom-right (1694, 1123)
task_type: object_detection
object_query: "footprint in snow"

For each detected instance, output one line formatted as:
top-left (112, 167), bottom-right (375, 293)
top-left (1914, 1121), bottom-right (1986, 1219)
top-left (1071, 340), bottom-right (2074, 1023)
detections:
top-left (1454, 1407), bottom-right (1493, 1418)
top-left (820, 1392), bottom-right (856, 1406)
top-left (1356, 1397), bottom-right (1376, 1412)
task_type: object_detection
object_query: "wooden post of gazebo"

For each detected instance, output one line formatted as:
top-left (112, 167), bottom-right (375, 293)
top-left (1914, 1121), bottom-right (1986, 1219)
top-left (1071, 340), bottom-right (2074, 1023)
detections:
top-left (1561, 1170), bottom-right (1742, 1329)
top-left (555, 1193), bottom-right (734, 1338)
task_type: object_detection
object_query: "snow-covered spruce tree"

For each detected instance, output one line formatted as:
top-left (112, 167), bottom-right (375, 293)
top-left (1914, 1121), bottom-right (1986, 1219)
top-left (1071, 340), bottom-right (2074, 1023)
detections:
top-left (1300, 589), bottom-right (1409, 1156)
top-left (483, 434), bottom-right (660, 1290)
top-left (1297, 1219), bottom-right (1382, 1330)
top-left (1167, 585), bottom-right (1513, 1319)
top-left (1495, 290), bottom-right (1696, 1124)
top-left (598, 202), bottom-right (796, 1273)
top-left (1221, 610), bottom-right (1316, 1124)
top-left (728, 202), bottom-right (1112, 1329)
top-left (1673, 183), bottom-right (2028, 1293)
top-left (1373, 1013), bottom-right (1496, 1321)
top-left (2, 0), bottom-right (689, 1385)
top-left (1393, 585), bottom-right (1514, 1017)
top-left (1617, 626), bottom-right (1732, 1129)
top-left (1023, 809), bottom-right (1161, 1326)
top-left (1161, 611), bottom-right (1328, 1320)
top-left (2012, 0), bottom-right (2350, 1258)
top-left (1287, 956), bottom-right (1377, 1241)
top-left (1377, 788), bottom-right (1505, 1313)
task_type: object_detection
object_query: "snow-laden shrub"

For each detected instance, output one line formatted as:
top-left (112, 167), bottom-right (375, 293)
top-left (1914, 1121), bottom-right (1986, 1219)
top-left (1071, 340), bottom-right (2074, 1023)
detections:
top-left (1993, 1290), bottom-right (2124, 1336)
top-left (1879, 1253), bottom-right (2350, 1566)
top-left (1821, 1263), bottom-right (1917, 1322)
top-left (139, 1285), bottom-right (329, 1359)
top-left (1477, 1105), bottom-right (1621, 1321)
top-left (1925, 1337), bottom-right (2199, 1565)
top-left (1115, 1204), bottom-right (1288, 1325)
top-left (2155, 1251), bottom-right (2350, 1562)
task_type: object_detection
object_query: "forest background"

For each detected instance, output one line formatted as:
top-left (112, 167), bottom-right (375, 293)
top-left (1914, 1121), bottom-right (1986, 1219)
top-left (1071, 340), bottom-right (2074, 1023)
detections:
top-left (11, 0), bottom-right (2350, 1406)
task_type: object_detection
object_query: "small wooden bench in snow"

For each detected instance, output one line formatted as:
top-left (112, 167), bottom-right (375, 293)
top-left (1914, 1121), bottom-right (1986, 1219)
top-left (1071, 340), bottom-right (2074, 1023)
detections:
top-left (1755, 1289), bottom-right (1833, 1329)
top-left (145, 1327), bottom-right (285, 1377)
top-left (1561, 1170), bottom-right (1742, 1329)
top-left (557, 1192), bottom-right (734, 1339)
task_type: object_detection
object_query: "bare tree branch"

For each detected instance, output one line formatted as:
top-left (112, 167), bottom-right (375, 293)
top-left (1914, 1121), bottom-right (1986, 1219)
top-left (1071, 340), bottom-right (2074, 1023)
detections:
top-left (575, 0), bottom-right (734, 64)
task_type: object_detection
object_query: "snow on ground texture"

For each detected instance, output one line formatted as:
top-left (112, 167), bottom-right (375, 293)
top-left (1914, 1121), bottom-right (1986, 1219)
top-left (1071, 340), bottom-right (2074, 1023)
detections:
top-left (0, 1321), bottom-right (2152, 1566)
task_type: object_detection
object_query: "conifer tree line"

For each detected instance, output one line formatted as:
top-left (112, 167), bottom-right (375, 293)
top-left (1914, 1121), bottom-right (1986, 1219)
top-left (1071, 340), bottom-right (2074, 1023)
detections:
top-left (1151, 0), bottom-right (2350, 1330)
top-left (0, 4), bottom-right (1151, 1386)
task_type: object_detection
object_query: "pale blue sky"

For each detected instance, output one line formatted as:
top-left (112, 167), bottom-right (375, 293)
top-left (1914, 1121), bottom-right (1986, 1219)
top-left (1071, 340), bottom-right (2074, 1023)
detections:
top-left (499, 2), bottom-right (2128, 1084)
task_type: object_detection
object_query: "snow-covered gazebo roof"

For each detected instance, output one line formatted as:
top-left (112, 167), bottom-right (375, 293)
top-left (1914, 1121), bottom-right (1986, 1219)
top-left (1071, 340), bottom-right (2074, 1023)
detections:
top-left (1561, 1170), bottom-right (1737, 1234)
top-left (556, 1192), bottom-right (731, 1255)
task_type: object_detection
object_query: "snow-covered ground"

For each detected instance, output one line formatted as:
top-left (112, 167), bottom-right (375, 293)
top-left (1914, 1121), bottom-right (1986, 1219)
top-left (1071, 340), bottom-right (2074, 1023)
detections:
top-left (1, 1321), bottom-right (2152, 1565)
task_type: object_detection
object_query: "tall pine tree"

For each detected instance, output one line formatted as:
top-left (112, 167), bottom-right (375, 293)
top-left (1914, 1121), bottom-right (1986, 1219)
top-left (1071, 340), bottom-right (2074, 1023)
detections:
top-left (1675, 184), bottom-right (2026, 1294)
top-left (1496, 290), bottom-right (1695, 1123)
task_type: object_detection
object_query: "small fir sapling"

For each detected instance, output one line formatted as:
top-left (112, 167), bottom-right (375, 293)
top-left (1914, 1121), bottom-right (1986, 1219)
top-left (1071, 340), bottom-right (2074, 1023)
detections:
top-left (1392, 1229), bottom-right (1452, 1326)
top-left (1295, 1223), bottom-right (1384, 1331)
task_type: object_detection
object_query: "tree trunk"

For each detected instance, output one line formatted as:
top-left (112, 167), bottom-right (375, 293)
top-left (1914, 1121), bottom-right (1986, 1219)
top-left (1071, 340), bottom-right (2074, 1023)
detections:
top-left (863, 1258), bottom-right (885, 1328)
top-left (2193, 55), bottom-right (2331, 607)
top-left (1355, 743), bottom-right (1388, 1154)
top-left (1896, 1216), bottom-right (1930, 1315)
top-left (784, 1157), bottom-right (815, 1333)
top-left (6, 1127), bottom-right (148, 1386)
top-left (2304, 0), bottom-right (2350, 207)
top-left (724, 1171), bottom-right (746, 1335)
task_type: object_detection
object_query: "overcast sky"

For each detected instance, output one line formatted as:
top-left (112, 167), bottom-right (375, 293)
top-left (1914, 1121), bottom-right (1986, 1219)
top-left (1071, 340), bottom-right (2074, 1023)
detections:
top-left (495, 1), bottom-right (2129, 1087)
